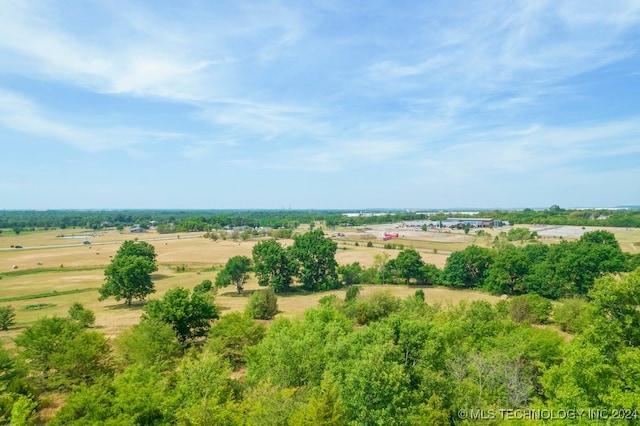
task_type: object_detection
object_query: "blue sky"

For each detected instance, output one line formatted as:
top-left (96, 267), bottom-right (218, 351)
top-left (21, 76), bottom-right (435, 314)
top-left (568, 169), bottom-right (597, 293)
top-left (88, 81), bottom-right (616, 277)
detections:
top-left (1, 1), bottom-right (639, 210)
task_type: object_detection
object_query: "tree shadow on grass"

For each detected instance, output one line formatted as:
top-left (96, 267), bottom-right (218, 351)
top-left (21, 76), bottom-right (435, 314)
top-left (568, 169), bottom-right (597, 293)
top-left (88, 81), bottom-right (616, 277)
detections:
top-left (105, 301), bottom-right (147, 311)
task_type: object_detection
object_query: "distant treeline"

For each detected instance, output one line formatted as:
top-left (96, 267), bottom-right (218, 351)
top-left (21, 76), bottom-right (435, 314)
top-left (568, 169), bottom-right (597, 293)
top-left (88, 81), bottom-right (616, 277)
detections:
top-left (1, 206), bottom-right (639, 233)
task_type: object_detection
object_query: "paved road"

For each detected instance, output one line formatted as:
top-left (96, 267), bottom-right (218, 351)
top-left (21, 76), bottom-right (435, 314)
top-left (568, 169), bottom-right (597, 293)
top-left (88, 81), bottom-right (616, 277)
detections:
top-left (0, 234), bottom-right (203, 252)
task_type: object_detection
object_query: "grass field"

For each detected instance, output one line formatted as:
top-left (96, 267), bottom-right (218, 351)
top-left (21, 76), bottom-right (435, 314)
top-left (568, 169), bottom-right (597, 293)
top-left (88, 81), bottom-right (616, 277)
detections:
top-left (1, 224), bottom-right (638, 345)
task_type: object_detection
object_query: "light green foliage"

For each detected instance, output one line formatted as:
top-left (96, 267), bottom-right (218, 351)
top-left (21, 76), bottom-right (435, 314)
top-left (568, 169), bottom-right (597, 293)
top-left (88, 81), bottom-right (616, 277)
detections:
top-left (553, 297), bottom-right (591, 334)
top-left (206, 312), bottom-right (266, 369)
top-left (215, 255), bottom-right (252, 294)
top-left (353, 290), bottom-right (401, 325)
top-left (113, 319), bottom-right (182, 370)
top-left (172, 352), bottom-right (238, 425)
top-left (344, 285), bottom-right (360, 303)
top-left (586, 267), bottom-right (640, 349)
top-left (14, 317), bottom-right (112, 390)
top-left (507, 227), bottom-right (535, 241)
top-left (289, 229), bottom-right (339, 291)
top-left (143, 286), bottom-right (219, 343)
top-left (99, 240), bottom-right (158, 305)
top-left (67, 302), bottom-right (95, 328)
top-left (240, 381), bottom-right (304, 426)
top-left (110, 365), bottom-right (170, 425)
top-left (245, 289), bottom-right (279, 320)
top-left (509, 294), bottom-right (552, 324)
top-left (9, 394), bottom-right (37, 426)
top-left (0, 306), bottom-right (16, 331)
top-left (252, 239), bottom-right (295, 293)
top-left (246, 306), bottom-right (352, 388)
top-left (289, 374), bottom-right (345, 426)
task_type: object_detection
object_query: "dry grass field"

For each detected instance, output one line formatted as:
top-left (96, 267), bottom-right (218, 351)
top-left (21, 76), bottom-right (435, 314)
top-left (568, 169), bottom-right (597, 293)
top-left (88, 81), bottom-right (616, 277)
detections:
top-left (1, 224), bottom-right (638, 346)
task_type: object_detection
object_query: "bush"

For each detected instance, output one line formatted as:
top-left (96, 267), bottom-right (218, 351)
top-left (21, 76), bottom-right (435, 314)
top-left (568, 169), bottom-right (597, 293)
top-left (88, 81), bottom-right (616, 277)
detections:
top-left (509, 294), bottom-right (552, 324)
top-left (246, 289), bottom-right (279, 320)
top-left (553, 297), bottom-right (590, 333)
top-left (345, 285), bottom-right (360, 303)
top-left (0, 306), bottom-right (16, 331)
top-left (194, 279), bottom-right (213, 294)
top-left (353, 291), bottom-right (401, 325)
top-left (68, 302), bottom-right (95, 328)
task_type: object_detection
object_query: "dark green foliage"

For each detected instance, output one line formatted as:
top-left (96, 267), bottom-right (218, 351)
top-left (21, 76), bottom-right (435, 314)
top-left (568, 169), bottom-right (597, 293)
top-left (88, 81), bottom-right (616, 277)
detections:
top-left (252, 239), bottom-right (295, 293)
top-left (193, 279), bottom-right (213, 294)
top-left (344, 285), bottom-right (360, 303)
top-left (442, 245), bottom-right (494, 288)
top-left (67, 302), bottom-right (95, 328)
top-left (0, 306), bottom-right (16, 331)
top-left (100, 241), bottom-right (158, 305)
top-left (509, 294), bottom-right (552, 324)
top-left (337, 262), bottom-right (363, 286)
top-left (289, 229), bottom-right (339, 291)
top-left (143, 287), bottom-right (219, 343)
top-left (245, 289), bottom-right (279, 320)
top-left (414, 289), bottom-right (425, 301)
top-left (206, 312), bottom-right (266, 368)
top-left (392, 248), bottom-right (424, 284)
top-left (216, 255), bottom-right (252, 293)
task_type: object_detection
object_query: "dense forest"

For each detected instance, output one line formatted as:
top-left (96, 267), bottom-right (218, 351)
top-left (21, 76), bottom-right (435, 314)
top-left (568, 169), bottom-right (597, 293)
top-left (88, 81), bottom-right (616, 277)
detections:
top-left (1, 205), bottom-right (639, 233)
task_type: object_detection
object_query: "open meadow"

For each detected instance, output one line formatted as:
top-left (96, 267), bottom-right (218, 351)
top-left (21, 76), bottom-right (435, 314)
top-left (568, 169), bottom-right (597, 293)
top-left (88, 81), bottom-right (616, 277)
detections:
top-left (1, 224), bottom-right (639, 345)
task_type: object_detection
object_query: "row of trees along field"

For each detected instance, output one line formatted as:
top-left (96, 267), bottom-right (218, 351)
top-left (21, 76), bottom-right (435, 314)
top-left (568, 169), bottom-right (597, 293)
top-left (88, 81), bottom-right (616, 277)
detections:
top-left (1, 205), bottom-right (639, 234)
top-left (2, 230), bottom-right (640, 423)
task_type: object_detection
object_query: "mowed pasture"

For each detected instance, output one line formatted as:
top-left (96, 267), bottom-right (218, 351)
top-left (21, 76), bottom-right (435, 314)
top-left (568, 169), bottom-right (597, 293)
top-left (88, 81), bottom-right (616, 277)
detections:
top-left (1, 225), bottom-right (639, 345)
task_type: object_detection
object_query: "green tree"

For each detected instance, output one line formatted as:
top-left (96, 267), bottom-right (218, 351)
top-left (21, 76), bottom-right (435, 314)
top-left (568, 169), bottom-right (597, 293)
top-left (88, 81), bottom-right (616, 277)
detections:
top-left (206, 312), bottom-right (266, 369)
top-left (0, 306), bottom-right (16, 331)
top-left (485, 246), bottom-right (529, 294)
top-left (113, 319), bottom-right (182, 370)
top-left (215, 256), bottom-right (252, 294)
top-left (143, 287), bottom-right (219, 343)
top-left (113, 240), bottom-right (157, 262)
top-left (337, 262), bottom-right (363, 286)
top-left (442, 245), bottom-right (494, 288)
top-left (67, 302), bottom-right (95, 328)
top-left (393, 248), bottom-right (424, 284)
top-left (245, 289), bottom-right (279, 320)
top-left (252, 239), bottom-right (295, 293)
top-left (289, 230), bottom-right (339, 291)
top-left (193, 279), bottom-right (213, 294)
top-left (14, 317), bottom-right (112, 390)
top-left (99, 240), bottom-right (158, 306)
top-left (373, 252), bottom-right (390, 284)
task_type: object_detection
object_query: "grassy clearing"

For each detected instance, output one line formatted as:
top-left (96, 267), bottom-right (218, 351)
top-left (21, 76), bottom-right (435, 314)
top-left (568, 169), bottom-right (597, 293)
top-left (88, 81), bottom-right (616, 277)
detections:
top-left (1, 224), bottom-right (636, 345)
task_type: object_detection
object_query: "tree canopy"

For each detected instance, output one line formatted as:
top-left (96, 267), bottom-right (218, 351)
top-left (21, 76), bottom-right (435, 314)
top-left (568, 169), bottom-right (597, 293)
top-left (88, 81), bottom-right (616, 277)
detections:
top-left (99, 240), bottom-right (158, 305)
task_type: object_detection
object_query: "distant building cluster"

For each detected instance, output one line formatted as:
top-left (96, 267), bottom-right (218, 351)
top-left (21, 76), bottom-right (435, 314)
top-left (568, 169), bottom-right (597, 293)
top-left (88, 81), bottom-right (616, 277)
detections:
top-left (402, 218), bottom-right (507, 229)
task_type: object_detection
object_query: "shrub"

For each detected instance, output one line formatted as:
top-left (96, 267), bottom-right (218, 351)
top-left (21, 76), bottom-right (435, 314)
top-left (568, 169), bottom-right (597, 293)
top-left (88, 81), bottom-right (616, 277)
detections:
top-left (509, 294), bottom-right (552, 324)
top-left (0, 306), bottom-right (16, 330)
top-left (345, 285), bottom-right (360, 303)
top-left (553, 297), bottom-right (590, 333)
top-left (194, 279), bottom-right (213, 294)
top-left (353, 291), bottom-right (401, 325)
top-left (246, 289), bottom-right (279, 320)
top-left (68, 302), bottom-right (95, 328)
